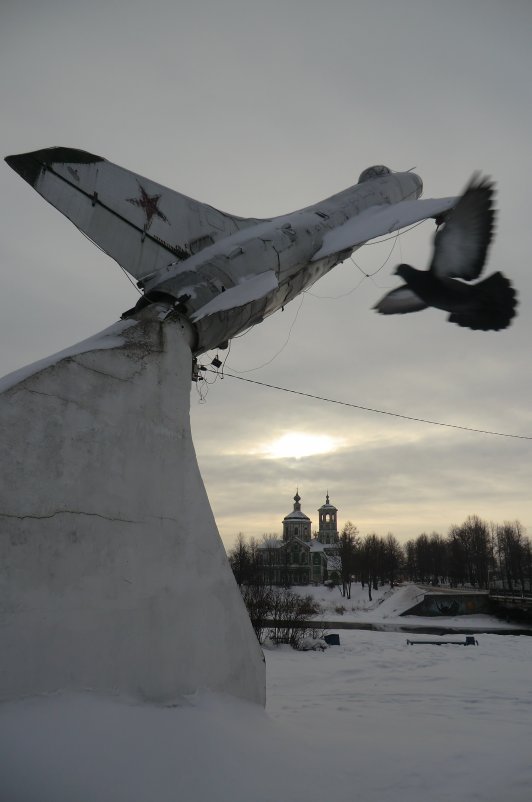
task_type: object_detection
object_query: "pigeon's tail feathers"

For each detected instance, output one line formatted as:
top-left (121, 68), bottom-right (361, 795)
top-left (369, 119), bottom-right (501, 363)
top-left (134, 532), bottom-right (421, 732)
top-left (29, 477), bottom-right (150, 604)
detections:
top-left (448, 271), bottom-right (517, 331)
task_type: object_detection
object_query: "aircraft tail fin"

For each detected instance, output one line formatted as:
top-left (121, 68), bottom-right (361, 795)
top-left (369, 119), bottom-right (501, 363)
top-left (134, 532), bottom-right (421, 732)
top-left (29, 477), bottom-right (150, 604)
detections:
top-left (5, 147), bottom-right (262, 282)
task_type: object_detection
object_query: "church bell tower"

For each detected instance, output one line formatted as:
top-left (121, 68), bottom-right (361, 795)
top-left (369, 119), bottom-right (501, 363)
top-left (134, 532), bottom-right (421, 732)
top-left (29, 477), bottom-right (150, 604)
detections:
top-left (317, 493), bottom-right (339, 544)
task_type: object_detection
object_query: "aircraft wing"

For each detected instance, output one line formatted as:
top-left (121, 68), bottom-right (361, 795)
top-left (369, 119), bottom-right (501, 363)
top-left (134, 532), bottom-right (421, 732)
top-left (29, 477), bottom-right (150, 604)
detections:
top-left (5, 147), bottom-right (262, 283)
top-left (191, 270), bottom-right (279, 322)
top-left (312, 196), bottom-right (457, 261)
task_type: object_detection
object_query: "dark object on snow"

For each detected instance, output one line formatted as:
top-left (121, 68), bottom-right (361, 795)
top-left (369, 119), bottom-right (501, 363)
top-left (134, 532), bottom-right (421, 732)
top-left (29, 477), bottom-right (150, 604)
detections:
top-left (407, 636), bottom-right (478, 646)
top-left (374, 175), bottom-right (517, 330)
top-left (324, 633), bottom-right (341, 646)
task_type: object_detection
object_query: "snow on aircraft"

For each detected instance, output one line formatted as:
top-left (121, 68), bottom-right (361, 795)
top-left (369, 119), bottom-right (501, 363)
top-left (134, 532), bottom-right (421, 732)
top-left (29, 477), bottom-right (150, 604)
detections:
top-left (7, 148), bottom-right (507, 355)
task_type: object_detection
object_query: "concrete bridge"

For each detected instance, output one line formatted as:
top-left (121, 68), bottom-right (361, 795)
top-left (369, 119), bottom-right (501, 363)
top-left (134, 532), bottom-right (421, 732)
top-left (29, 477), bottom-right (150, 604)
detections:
top-left (401, 587), bottom-right (490, 617)
top-left (401, 585), bottom-right (532, 620)
top-left (489, 589), bottom-right (532, 616)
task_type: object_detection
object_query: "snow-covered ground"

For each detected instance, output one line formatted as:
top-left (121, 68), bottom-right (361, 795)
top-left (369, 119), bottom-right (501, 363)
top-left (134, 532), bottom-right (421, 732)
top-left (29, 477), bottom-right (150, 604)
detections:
top-left (293, 578), bottom-right (399, 618)
top-left (291, 581), bottom-right (527, 631)
top-left (1, 586), bottom-right (531, 801)
top-left (266, 629), bottom-right (532, 801)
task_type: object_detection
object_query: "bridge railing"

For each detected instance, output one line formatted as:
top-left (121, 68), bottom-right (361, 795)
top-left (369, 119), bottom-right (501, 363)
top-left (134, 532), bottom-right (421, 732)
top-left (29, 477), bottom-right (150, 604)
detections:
top-left (489, 588), bottom-right (532, 600)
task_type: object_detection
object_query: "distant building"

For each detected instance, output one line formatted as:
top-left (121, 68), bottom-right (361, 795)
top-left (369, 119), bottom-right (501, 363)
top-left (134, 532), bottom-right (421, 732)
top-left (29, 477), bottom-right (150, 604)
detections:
top-left (259, 491), bottom-right (340, 585)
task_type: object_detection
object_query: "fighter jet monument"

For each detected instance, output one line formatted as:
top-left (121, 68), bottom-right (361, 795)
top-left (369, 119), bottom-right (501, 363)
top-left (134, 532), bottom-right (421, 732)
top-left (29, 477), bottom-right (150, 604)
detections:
top-left (0, 148), bottom-right (515, 705)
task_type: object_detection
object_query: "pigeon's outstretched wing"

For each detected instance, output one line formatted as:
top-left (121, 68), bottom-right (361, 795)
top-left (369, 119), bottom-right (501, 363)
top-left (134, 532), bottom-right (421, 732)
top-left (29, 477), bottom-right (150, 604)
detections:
top-left (431, 175), bottom-right (495, 281)
top-left (373, 174), bottom-right (517, 331)
top-left (373, 287), bottom-right (428, 315)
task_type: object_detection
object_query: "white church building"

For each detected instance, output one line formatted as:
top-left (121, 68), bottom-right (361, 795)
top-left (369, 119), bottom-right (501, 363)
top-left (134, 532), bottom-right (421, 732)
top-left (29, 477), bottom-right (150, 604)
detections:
top-left (258, 491), bottom-right (340, 585)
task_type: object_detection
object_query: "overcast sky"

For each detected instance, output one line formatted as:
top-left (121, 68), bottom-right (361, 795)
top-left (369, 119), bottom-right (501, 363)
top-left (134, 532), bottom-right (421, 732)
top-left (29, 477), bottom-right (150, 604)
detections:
top-left (2, 0), bottom-right (531, 549)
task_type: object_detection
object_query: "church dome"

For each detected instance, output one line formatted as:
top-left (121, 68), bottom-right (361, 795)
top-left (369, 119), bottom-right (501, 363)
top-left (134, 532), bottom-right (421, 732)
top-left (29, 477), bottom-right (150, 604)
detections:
top-left (284, 510), bottom-right (311, 520)
top-left (283, 491), bottom-right (310, 521)
top-left (282, 491), bottom-right (311, 542)
top-left (318, 492), bottom-right (337, 512)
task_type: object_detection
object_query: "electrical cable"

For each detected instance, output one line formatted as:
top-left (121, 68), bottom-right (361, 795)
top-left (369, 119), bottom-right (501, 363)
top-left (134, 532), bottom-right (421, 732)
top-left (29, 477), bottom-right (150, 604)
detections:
top-left (305, 236), bottom-right (397, 300)
top-left (226, 294), bottom-right (305, 374)
top-left (304, 273), bottom-right (367, 300)
top-left (205, 370), bottom-right (532, 441)
top-left (79, 228), bottom-right (145, 296)
top-left (307, 217), bottom-right (417, 299)
top-left (364, 219), bottom-right (426, 246)
top-left (351, 230), bottom-right (399, 278)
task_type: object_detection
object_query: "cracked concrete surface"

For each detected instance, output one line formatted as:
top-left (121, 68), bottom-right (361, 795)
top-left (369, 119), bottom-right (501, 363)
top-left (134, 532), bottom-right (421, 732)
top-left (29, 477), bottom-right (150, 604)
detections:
top-left (0, 312), bottom-right (265, 706)
top-left (1, 510), bottom-right (139, 523)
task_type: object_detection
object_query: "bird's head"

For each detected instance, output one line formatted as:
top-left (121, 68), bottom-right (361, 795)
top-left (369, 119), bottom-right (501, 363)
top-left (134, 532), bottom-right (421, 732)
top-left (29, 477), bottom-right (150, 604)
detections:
top-left (394, 264), bottom-right (414, 280)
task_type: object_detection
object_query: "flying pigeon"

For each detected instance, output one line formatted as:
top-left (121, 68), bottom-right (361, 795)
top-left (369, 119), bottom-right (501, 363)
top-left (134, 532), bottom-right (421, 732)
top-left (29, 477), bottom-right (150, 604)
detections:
top-left (374, 176), bottom-right (517, 331)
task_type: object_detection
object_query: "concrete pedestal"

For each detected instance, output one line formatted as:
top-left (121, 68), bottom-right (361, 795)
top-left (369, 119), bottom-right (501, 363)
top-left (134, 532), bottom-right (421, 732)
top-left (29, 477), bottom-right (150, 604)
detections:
top-left (0, 312), bottom-right (265, 705)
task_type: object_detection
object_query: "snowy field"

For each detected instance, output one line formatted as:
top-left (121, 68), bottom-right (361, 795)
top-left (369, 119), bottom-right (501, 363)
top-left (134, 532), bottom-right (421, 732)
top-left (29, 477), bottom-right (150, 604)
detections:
top-left (1, 587), bottom-right (531, 802)
top-left (266, 630), bottom-right (532, 801)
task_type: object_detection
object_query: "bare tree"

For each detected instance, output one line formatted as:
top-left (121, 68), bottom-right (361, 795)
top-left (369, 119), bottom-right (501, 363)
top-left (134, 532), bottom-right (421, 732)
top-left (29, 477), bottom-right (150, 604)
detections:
top-left (427, 532), bottom-right (447, 586)
top-left (460, 515), bottom-right (491, 587)
top-left (496, 521), bottom-right (527, 592)
top-left (404, 539), bottom-right (417, 582)
top-left (260, 533), bottom-right (280, 587)
top-left (363, 533), bottom-right (382, 600)
top-left (338, 521), bottom-right (359, 599)
top-left (447, 526), bottom-right (467, 587)
top-left (268, 589), bottom-right (319, 648)
top-left (415, 533), bottom-right (432, 584)
top-left (228, 533), bottom-right (251, 587)
top-left (240, 583), bottom-right (273, 644)
top-left (383, 533), bottom-right (403, 587)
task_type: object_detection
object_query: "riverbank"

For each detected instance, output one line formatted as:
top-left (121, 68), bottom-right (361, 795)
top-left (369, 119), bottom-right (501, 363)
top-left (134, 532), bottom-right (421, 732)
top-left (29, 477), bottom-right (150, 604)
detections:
top-left (291, 582), bottom-right (532, 634)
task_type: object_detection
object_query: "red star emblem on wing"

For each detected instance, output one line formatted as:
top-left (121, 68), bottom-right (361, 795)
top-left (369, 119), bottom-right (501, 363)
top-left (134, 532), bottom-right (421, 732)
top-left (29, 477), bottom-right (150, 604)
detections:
top-left (126, 182), bottom-right (169, 229)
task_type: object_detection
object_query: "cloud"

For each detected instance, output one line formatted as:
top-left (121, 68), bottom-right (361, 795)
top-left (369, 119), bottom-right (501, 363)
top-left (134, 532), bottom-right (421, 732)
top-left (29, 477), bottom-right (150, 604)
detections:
top-left (2, 0), bottom-right (532, 553)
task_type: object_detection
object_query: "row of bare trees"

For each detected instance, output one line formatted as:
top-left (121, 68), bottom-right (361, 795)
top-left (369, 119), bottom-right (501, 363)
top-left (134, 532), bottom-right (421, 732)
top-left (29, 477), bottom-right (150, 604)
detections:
top-left (336, 523), bottom-right (403, 600)
top-left (338, 517), bottom-right (532, 593)
top-left (228, 516), bottom-right (532, 596)
top-left (404, 517), bottom-right (532, 591)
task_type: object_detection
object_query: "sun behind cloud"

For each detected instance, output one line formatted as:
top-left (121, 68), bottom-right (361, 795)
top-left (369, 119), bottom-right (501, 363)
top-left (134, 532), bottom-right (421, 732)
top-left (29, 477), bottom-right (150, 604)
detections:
top-left (263, 432), bottom-right (342, 460)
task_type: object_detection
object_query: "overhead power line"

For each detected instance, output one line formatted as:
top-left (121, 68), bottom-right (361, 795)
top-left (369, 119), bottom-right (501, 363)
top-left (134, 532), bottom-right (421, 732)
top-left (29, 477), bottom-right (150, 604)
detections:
top-left (206, 370), bottom-right (532, 441)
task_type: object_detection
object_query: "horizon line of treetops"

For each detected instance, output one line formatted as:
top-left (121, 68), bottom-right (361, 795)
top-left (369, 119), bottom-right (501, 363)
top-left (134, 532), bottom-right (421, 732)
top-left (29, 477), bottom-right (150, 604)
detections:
top-left (228, 516), bottom-right (532, 600)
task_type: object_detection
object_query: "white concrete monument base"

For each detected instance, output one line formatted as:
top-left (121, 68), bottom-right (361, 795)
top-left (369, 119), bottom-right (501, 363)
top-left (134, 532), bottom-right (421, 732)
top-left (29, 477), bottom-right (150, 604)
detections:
top-left (0, 311), bottom-right (265, 705)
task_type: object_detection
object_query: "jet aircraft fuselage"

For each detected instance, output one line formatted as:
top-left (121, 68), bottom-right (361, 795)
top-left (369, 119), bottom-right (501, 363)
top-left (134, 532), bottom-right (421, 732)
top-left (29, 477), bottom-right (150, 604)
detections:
top-left (139, 169), bottom-right (423, 352)
top-left (7, 149), bottom-right (458, 354)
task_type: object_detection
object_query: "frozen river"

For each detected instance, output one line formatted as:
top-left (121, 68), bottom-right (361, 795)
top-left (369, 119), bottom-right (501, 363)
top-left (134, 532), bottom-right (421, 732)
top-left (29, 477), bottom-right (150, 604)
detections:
top-left (1, 600), bottom-right (531, 801)
top-left (265, 628), bottom-right (532, 801)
